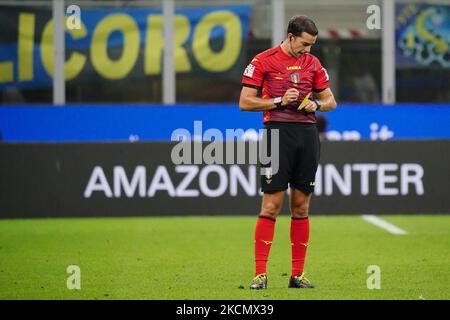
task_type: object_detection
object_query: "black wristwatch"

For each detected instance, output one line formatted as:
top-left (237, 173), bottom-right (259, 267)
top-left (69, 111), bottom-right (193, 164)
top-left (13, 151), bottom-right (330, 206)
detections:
top-left (314, 99), bottom-right (322, 111)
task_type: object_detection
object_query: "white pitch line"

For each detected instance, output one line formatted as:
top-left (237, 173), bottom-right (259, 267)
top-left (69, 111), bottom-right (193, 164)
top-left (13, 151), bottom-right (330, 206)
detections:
top-left (361, 215), bottom-right (407, 235)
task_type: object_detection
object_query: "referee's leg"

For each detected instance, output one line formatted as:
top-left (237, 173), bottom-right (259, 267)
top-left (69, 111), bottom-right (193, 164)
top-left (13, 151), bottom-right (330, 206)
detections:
top-left (288, 124), bottom-right (319, 279)
top-left (289, 188), bottom-right (313, 281)
top-left (251, 191), bottom-right (284, 286)
top-left (260, 191), bottom-right (284, 219)
top-left (290, 188), bottom-right (311, 219)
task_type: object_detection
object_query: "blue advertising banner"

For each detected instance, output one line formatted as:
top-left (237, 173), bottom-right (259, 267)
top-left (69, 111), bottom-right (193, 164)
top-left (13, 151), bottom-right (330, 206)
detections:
top-left (1, 104), bottom-right (450, 142)
top-left (396, 3), bottom-right (450, 68)
top-left (0, 5), bottom-right (251, 89)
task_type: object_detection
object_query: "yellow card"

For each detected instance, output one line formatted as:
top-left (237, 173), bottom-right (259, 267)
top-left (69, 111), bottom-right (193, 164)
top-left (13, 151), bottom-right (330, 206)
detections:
top-left (297, 93), bottom-right (311, 111)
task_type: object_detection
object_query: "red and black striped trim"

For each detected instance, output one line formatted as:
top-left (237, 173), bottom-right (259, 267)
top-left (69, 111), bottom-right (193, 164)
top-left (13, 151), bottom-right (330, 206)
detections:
top-left (258, 214), bottom-right (276, 221)
top-left (243, 83), bottom-right (262, 90)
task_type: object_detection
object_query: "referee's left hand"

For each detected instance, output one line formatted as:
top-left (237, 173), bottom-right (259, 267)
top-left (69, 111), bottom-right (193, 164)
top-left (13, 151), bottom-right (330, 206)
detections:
top-left (303, 100), bottom-right (318, 113)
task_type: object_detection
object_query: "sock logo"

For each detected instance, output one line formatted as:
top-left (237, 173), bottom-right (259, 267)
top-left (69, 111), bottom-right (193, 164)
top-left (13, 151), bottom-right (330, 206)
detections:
top-left (291, 242), bottom-right (308, 247)
top-left (262, 240), bottom-right (272, 245)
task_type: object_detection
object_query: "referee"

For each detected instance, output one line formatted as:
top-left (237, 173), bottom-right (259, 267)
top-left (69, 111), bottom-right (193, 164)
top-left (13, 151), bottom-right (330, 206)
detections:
top-left (239, 15), bottom-right (337, 289)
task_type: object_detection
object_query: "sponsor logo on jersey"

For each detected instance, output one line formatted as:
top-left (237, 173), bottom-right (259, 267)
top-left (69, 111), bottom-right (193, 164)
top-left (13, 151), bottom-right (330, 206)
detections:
top-left (244, 64), bottom-right (255, 77)
top-left (286, 66), bottom-right (301, 70)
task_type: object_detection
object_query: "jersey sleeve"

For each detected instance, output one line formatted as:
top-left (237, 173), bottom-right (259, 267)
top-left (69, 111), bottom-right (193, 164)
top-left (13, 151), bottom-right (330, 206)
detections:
top-left (312, 59), bottom-right (330, 91)
top-left (242, 57), bottom-right (264, 89)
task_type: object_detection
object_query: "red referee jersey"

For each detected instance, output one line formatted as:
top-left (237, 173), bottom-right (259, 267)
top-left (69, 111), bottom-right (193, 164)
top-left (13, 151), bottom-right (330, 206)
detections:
top-left (242, 45), bottom-right (329, 123)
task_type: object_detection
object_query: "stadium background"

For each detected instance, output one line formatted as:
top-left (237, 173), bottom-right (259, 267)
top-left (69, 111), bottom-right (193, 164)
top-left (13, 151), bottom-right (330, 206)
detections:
top-left (0, 0), bottom-right (449, 300)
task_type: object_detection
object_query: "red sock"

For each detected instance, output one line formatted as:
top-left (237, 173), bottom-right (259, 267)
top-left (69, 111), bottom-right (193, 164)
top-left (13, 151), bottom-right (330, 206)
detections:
top-left (291, 217), bottom-right (310, 277)
top-left (254, 215), bottom-right (276, 276)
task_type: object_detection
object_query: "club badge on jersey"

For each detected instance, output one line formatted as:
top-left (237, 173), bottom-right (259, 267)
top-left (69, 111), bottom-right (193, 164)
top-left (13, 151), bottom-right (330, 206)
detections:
top-left (290, 73), bottom-right (300, 84)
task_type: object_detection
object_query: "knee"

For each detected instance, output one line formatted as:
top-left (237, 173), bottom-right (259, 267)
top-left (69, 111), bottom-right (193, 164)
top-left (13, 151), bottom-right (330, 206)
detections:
top-left (261, 201), bottom-right (282, 218)
top-left (291, 201), bottom-right (309, 219)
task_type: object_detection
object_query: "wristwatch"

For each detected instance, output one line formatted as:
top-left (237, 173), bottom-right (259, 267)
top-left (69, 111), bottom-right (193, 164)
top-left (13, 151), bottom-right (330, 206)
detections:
top-left (314, 99), bottom-right (322, 111)
top-left (273, 97), bottom-right (282, 108)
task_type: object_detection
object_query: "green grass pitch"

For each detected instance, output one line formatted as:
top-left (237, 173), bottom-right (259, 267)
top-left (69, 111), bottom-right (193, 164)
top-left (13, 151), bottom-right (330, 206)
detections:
top-left (0, 215), bottom-right (449, 300)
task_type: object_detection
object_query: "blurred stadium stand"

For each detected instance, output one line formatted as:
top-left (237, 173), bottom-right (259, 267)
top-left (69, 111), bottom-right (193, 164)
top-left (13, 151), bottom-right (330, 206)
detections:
top-left (0, 0), bottom-right (449, 218)
top-left (1, 0), bottom-right (449, 105)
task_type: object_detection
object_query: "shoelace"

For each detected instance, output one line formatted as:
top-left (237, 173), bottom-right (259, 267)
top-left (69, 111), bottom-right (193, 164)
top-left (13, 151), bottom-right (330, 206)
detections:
top-left (253, 274), bottom-right (266, 284)
top-left (295, 273), bottom-right (310, 284)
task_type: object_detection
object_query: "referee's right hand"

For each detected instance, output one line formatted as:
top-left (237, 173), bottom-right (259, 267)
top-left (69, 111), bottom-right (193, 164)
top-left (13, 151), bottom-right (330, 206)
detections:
top-left (282, 88), bottom-right (300, 106)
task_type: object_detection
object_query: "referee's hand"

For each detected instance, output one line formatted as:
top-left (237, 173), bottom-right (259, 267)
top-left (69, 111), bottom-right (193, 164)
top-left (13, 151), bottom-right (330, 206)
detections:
top-left (303, 100), bottom-right (319, 113)
top-left (282, 88), bottom-right (299, 105)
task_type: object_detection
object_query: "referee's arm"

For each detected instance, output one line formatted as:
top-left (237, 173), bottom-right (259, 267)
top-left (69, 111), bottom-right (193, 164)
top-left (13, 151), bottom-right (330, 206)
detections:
top-left (314, 88), bottom-right (337, 112)
top-left (239, 86), bottom-right (299, 112)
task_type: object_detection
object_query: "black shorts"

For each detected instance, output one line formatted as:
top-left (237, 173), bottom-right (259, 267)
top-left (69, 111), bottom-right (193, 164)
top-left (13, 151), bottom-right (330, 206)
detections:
top-left (260, 121), bottom-right (320, 195)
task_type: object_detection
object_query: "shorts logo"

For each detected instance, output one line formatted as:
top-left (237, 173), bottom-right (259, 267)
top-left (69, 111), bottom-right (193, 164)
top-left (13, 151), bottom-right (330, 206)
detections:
top-left (291, 73), bottom-right (300, 84)
top-left (265, 167), bottom-right (273, 184)
top-left (309, 181), bottom-right (315, 186)
top-left (244, 64), bottom-right (255, 78)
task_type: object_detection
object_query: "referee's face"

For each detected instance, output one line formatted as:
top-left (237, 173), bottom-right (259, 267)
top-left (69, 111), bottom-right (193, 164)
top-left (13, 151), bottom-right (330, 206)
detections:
top-left (288, 32), bottom-right (317, 57)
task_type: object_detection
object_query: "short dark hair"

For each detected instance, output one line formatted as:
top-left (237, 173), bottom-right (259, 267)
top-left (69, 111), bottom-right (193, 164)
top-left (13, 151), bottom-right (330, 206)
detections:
top-left (287, 15), bottom-right (318, 37)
